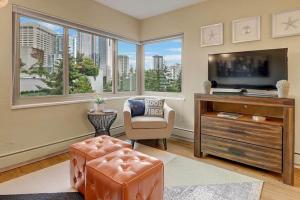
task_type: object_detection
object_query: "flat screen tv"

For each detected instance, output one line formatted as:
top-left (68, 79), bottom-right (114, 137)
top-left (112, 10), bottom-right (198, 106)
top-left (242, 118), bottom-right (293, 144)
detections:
top-left (208, 48), bottom-right (288, 90)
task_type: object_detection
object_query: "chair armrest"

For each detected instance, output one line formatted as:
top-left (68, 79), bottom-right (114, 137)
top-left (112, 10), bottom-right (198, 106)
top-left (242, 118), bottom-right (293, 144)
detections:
top-left (123, 101), bottom-right (132, 130)
top-left (164, 103), bottom-right (175, 125)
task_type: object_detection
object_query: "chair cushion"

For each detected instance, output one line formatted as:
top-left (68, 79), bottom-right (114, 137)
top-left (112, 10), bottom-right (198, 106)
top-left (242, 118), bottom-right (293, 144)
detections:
top-left (144, 98), bottom-right (165, 118)
top-left (128, 99), bottom-right (145, 117)
top-left (131, 116), bottom-right (167, 129)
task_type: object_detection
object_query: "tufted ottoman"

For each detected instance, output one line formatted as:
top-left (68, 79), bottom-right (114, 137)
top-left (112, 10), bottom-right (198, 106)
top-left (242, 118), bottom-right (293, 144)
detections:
top-left (85, 148), bottom-right (164, 200)
top-left (69, 135), bottom-right (131, 195)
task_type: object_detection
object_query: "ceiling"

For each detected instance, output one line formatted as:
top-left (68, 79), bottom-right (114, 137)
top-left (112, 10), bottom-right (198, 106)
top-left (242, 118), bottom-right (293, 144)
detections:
top-left (95, 0), bottom-right (206, 20)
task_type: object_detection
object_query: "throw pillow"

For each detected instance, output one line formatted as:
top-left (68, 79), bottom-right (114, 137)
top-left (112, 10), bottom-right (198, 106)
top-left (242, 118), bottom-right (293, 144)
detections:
top-left (128, 99), bottom-right (145, 117)
top-left (144, 98), bottom-right (165, 118)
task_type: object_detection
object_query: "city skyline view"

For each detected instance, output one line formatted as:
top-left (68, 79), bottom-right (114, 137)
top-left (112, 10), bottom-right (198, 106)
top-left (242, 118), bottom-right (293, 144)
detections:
top-left (20, 16), bottom-right (181, 70)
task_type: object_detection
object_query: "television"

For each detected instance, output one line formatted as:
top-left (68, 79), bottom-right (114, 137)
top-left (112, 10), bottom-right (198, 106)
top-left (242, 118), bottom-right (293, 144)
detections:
top-left (208, 48), bottom-right (288, 90)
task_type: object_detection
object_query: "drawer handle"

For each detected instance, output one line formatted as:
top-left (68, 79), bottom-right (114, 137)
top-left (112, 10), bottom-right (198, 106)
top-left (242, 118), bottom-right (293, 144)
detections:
top-left (228, 147), bottom-right (245, 157)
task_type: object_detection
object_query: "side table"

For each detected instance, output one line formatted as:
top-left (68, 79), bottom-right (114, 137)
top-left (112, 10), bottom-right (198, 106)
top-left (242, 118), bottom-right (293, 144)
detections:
top-left (87, 110), bottom-right (117, 136)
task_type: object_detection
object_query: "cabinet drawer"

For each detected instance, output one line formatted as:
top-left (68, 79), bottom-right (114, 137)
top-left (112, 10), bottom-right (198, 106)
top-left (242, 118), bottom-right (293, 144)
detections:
top-left (201, 135), bottom-right (282, 173)
top-left (201, 116), bottom-right (282, 149)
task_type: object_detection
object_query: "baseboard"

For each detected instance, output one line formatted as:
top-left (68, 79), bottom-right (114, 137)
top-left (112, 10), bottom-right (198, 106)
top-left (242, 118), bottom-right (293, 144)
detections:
top-left (0, 125), bottom-right (124, 171)
top-left (172, 127), bottom-right (194, 142)
top-left (0, 149), bottom-right (70, 173)
top-left (295, 154), bottom-right (300, 167)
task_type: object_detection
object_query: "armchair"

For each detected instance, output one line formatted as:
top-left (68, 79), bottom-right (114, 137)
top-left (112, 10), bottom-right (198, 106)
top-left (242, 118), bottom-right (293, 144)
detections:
top-left (123, 97), bottom-right (175, 150)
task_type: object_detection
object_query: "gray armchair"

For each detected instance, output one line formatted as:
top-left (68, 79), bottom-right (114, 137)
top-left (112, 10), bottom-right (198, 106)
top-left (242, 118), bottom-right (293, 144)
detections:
top-left (123, 97), bottom-right (175, 150)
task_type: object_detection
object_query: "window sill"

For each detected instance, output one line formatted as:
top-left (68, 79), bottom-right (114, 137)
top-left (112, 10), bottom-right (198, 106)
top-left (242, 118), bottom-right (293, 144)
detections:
top-left (141, 95), bottom-right (185, 101)
top-left (11, 96), bottom-right (132, 110)
top-left (11, 94), bottom-right (185, 110)
top-left (142, 91), bottom-right (185, 101)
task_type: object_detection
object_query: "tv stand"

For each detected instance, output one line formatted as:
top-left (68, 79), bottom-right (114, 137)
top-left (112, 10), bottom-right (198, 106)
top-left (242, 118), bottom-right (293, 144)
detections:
top-left (194, 94), bottom-right (295, 185)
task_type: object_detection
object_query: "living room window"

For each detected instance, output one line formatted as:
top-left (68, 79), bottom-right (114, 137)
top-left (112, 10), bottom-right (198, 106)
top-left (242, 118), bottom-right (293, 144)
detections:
top-left (116, 41), bottom-right (137, 92)
top-left (18, 16), bottom-right (65, 96)
top-left (143, 36), bottom-right (182, 93)
top-left (13, 7), bottom-right (139, 106)
top-left (67, 29), bottom-right (113, 94)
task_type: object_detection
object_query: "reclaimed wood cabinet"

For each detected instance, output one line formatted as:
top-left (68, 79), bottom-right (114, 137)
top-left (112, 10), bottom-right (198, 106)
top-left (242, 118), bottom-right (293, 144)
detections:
top-left (194, 94), bottom-right (295, 185)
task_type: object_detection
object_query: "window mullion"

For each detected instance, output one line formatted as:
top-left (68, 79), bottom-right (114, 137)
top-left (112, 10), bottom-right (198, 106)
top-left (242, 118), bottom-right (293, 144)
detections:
top-left (137, 44), bottom-right (144, 95)
top-left (63, 27), bottom-right (69, 95)
top-left (112, 39), bottom-right (118, 94)
top-left (13, 13), bottom-right (21, 104)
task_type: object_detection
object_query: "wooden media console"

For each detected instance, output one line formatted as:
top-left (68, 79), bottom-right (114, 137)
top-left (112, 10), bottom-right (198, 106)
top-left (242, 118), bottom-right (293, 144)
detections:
top-left (194, 94), bottom-right (295, 185)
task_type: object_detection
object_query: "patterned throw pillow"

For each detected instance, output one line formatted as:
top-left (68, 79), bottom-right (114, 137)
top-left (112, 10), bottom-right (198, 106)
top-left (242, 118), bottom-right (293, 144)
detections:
top-left (144, 98), bottom-right (165, 118)
top-left (128, 99), bottom-right (145, 117)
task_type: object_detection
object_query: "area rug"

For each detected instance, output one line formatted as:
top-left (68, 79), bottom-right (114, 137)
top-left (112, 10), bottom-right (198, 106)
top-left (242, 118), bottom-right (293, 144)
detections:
top-left (0, 144), bottom-right (263, 200)
top-left (0, 192), bottom-right (83, 200)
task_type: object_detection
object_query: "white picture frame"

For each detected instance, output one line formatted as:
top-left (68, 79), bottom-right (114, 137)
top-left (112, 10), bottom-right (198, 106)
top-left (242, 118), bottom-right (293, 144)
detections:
top-left (232, 16), bottom-right (261, 43)
top-left (200, 23), bottom-right (223, 47)
top-left (272, 9), bottom-right (300, 38)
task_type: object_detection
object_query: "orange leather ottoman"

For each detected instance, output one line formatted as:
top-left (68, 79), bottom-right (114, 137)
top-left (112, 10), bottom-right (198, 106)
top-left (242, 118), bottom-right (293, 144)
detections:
top-left (69, 135), bottom-right (131, 195)
top-left (86, 148), bottom-right (164, 200)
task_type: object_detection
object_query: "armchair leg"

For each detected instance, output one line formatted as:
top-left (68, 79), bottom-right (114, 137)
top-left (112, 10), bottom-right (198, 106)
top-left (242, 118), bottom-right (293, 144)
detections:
top-left (163, 138), bottom-right (167, 150)
top-left (131, 140), bottom-right (136, 149)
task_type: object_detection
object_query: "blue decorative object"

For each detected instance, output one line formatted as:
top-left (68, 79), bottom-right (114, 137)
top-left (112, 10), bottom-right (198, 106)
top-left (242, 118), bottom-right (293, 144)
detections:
top-left (128, 99), bottom-right (145, 117)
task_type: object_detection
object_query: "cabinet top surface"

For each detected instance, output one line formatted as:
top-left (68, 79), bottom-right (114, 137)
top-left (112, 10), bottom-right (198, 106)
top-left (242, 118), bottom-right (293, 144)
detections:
top-left (194, 93), bottom-right (295, 107)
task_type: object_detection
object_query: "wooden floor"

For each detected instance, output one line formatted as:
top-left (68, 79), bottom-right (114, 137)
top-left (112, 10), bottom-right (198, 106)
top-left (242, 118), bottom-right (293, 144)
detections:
top-left (1, 138), bottom-right (300, 199)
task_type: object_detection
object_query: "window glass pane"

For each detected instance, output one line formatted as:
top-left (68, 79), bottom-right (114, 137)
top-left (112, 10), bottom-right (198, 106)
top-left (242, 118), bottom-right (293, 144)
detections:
top-left (19, 16), bottom-right (64, 96)
top-left (117, 41), bottom-right (137, 92)
top-left (144, 38), bottom-right (182, 92)
top-left (68, 29), bottom-right (113, 94)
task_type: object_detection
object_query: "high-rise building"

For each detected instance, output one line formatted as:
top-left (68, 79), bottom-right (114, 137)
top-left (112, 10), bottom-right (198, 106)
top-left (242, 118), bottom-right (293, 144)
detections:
top-left (95, 36), bottom-right (107, 68)
top-left (153, 55), bottom-right (163, 70)
top-left (103, 39), bottom-right (112, 82)
top-left (54, 34), bottom-right (63, 62)
top-left (68, 36), bottom-right (77, 58)
top-left (118, 55), bottom-right (129, 77)
top-left (170, 63), bottom-right (181, 79)
top-left (20, 23), bottom-right (56, 70)
top-left (77, 32), bottom-right (93, 58)
top-left (76, 33), bottom-right (108, 68)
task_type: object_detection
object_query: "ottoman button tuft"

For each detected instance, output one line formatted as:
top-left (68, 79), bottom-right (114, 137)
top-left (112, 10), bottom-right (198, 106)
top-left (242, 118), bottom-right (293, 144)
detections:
top-left (73, 159), bottom-right (77, 166)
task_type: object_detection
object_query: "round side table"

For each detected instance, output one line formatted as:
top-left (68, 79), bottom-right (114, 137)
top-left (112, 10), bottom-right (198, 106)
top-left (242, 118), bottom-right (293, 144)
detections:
top-left (87, 110), bottom-right (117, 137)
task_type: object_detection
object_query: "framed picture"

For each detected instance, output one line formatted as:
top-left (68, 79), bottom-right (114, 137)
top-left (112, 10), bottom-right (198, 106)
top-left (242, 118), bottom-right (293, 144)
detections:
top-left (200, 23), bottom-right (223, 47)
top-left (232, 16), bottom-right (261, 43)
top-left (272, 9), bottom-right (300, 38)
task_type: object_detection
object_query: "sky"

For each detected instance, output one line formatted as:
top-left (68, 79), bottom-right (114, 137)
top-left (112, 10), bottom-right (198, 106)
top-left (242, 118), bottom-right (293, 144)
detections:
top-left (20, 16), bottom-right (64, 34)
top-left (20, 16), bottom-right (182, 70)
top-left (144, 39), bottom-right (182, 70)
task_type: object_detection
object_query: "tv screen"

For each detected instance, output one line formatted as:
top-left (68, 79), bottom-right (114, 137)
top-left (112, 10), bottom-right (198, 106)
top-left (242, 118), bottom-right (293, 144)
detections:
top-left (208, 48), bottom-right (288, 90)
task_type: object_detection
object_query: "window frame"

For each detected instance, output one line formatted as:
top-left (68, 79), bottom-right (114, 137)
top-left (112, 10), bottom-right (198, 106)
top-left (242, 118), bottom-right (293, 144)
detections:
top-left (12, 6), bottom-right (139, 106)
top-left (141, 34), bottom-right (184, 94)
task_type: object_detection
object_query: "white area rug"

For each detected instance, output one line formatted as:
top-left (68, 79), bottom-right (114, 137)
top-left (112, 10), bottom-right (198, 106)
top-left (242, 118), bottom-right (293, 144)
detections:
top-left (0, 144), bottom-right (263, 200)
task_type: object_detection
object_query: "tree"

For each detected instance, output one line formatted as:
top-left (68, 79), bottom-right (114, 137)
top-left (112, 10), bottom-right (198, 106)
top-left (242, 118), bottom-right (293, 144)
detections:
top-left (21, 50), bottom-right (99, 96)
top-left (69, 54), bottom-right (98, 94)
top-left (145, 69), bottom-right (160, 91)
top-left (144, 65), bottom-right (181, 92)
